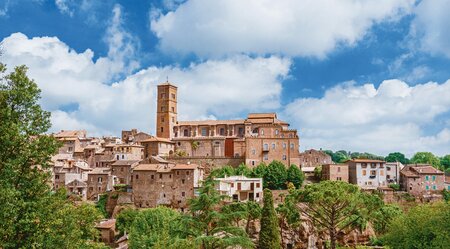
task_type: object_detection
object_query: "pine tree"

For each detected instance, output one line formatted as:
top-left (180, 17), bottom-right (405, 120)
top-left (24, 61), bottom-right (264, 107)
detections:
top-left (259, 189), bottom-right (281, 249)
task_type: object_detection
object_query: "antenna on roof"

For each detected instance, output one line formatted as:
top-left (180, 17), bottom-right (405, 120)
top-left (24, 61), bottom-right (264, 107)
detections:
top-left (166, 76), bottom-right (169, 83)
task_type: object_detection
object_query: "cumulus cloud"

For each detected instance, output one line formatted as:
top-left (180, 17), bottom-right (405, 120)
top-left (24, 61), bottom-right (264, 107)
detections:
top-left (410, 0), bottom-right (450, 58)
top-left (150, 0), bottom-right (414, 58)
top-left (284, 79), bottom-right (450, 156)
top-left (0, 33), bottom-right (290, 136)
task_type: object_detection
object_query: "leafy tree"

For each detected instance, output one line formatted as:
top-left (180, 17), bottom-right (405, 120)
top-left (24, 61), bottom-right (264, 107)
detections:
top-left (411, 152), bottom-right (441, 169)
top-left (383, 202), bottom-right (450, 248)
top-left (95, 194), bottom-right (108, 218)
top-left (129, 206), bottom-right (185, 248)
top-left (440, 155), bottom-right (450, 170)
top-left (221, 202), bottom-right (248, 226)
top-left (210, 165), bottom-right (235, 178)
top-left (385, 152), bottom-right (409, 164)
top-left (371, 204), bottom-right (402, 234)
top-left (244, 201), bottom-right (262, 234)
top-left (234, 163), bottom-right (252, 177)
top-left (250, 162), bottom-right (267, 178)
top-left (177, 178), bottom-right (253, 249)
top-left (116, 208), bottom-right (139, 235)
top-left (443, 189), bottom-right (450, 203)
top-left (259, 189), bottom-right (282, 249)
top-left (333, 151), bottom-right (350, 163)
top-left (314, 165), bottom-right (322, 180)
top-left (287, 164), bottom-right (304, 188)
top-left (264, 161), bottom-right (287, 190)
top-left (296, 181), bottom-right (380, 249)
top-left (0, 64), bottom-right (104, 248)
top-left (388, 183), bottom-right (400, 191)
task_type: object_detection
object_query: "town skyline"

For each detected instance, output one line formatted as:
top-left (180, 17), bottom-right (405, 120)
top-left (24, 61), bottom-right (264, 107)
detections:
top-left (1, 0), bottom-right (450, 156)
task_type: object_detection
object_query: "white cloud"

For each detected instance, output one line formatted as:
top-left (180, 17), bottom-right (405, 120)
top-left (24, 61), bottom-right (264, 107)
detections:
top-left (55, 0), bottom-right (74, 17)
top-left (410, 0), bottom-right (450, 58)
top-left (283, 79), bottom-right (450, 156)
top-left (150, 0), bottom-right (414, 58)
top-left (1, 33), bottom-right (290, 136)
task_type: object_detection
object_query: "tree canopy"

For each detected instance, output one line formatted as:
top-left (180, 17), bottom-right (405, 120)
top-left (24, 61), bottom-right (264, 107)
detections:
top-left (385, 152), bottom-right (410, 164)
top-left (411, 152), bottom-right (441, 169)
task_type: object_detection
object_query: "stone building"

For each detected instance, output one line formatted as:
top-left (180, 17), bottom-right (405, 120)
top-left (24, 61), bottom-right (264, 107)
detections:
top-left (121, 129), bottom-right (152, 144)
top-left (400, 164), bottom-right (445, 197)
top-left (298, 149), bottom-right (332, 168)
top-left (215, 175), bottom-right (263, 202)
top-left (132, 163), bottom-right (203, 210)
top-left (141, 136), bottom-right (175, 158)
top-left (111, 160), bottom-right (140, 185)
top-left (321, 164), bottom-right (349, 182)
top-left (347, 159), bottom-right (387, 190)
top-left (87, 168), bottom-right (112, 201)
top-left (155, 82), bottom-right (301, 167)
top-left (54, 130), bottom-right (86, 154)
top-left (112, 144), bottom-right (144, 161)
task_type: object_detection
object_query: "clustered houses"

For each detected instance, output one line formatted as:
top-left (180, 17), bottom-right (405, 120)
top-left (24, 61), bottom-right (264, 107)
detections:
top-left (400, 164), bottom-right (446, 197)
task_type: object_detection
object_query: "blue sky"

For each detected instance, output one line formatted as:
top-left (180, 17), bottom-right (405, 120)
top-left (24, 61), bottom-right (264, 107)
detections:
top-left (1, 0), bottom-right (450, 156)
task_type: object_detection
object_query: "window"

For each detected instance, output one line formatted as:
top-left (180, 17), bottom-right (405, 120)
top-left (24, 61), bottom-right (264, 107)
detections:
top-left (337, 177), bottom-right (342, 181)
top-left (282, 155), bottom-right (287, 160)
top-left (220, 128), bottom-right (225, 136)
top-left (182, 179), bottom-right (185, 184)
top-left (201, 127), bottom-right (207, 136)
top-left (231, 183), bottom-right (234, 188)
top-left (186, 171), bottom-right (190, 175)
top-left (272, 143), bottom-right (276, 149)
top-left (371, 163), bottom-right (376, 168)
top-left (361, 163), bottom-right (367, 168)
top-left (263, 144), bottom-right (269, 150)
top-left (337, 167), bottom-right (341, 172)
top-left (425, 175), bottom-right (429, 181)
top-left (251, 161), bottom-right (255, 166)
top-left (275, 129), bottom-right (279, 135)
top-left (55, 175), bottom-right (60, 180)
top-left (135, 175), bottom-right (139, 180)
top-left (432, 185), bottom-right (437, 190)
top-left (68, 147), bottom-right (73, 152)
top-left (283, 143), bottom-right (287, 149)
top-left (238, 127), bottom-right (244, 135)
top-left (362, 170), bottom-right (367, 176)
top-left (161, 117), bottom-right (165, 123)
top-left (256, 183), bottom-right (260, 188)
top-left (261, 129), bottom-right (264, 135)
top-left (184, 129), bottom-right (189, 137)
top-left (171, 107), bottom-right (175, 112)
top-left (98, 187), bottom-right (101, 191)
top-left (116, 155), bottom-right (120, 160)
top-left (252, 149), bottom-right (256, 155)
top-left (159, 174), bottom-right (162, 179)
top-left (172, 117), bottom-right (175, 122)
top-left (264, 154), bottom-right (268, 160)
top-left (386, 166), bottom-right (391, 171)
top-left (169, 174), bottom-right (172, 178)
top-left (98, 177), bottom-right (102, 183)
top-left (171, 93), bottom-right (176, 99)
top-left (182, 192), bottom-right (185, 197)
top-left (380, 170), bottom-right (384, 176)
top-left (432, 175), bottom-right (436, 181)
top-left (370, 170), bottom-right (376, 176)
top-left (176, 171), bottom-right (180, 175)
top-left (315, 158), bottom-right (319, 163)
top-left (151, 175), bottom-right (154, 179)
top-left (290, 143), bottom-right (294, 149)
top-left (122, 155), bottom-right (125, 159)
top-left (426, 185), bottom-right (429, 190)
top-left (256, 193), bottom-right (260, 198)
top-left (161, 93), bottom-right (166, 98)
top-left (161, 127), bottom-right (164, 133)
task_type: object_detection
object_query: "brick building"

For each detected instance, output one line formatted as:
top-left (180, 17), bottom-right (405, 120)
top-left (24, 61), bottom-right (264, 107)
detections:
top-left (347, 159), bottom-right (387, 190)
top-left (132, 163), bottom-right (203, 210)
top-left (87, 168), bottom-right (112, 201)
top-left (400, 164), bottom-right (445, 197)
top-left (298, 149), bottom-right (332, 168)
top-left (111, 160), bottom-right (140, 185)
top-left (141, 136), bottom-right (175, 158)
top-left (156, 82), bottom-right (301, 167)
top-left (321, 164), bottom-right (349, 182)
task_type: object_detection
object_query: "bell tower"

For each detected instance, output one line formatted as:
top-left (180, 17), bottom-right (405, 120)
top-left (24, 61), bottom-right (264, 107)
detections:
top-left (156, 82), bottom-right (177, 139)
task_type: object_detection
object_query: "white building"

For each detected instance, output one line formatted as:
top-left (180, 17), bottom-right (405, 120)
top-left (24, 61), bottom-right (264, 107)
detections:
top-left (215, 175), bottom-right (263, 202)
top-left (347, 159), bottom-right (387, 189)
top-left (385, 162), bottom-right (404, 184)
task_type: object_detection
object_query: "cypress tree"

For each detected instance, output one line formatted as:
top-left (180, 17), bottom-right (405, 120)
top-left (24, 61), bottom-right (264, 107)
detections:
top-left (258, 189), bottom-right (282, 249)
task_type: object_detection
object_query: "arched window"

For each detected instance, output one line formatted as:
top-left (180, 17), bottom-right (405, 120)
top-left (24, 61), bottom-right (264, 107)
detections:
top-left (183, 129), bottom-right (189, 137)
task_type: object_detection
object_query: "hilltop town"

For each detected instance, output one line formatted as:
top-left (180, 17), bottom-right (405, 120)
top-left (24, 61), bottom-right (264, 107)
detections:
top-left (48, 82), bottom-right (450, 247)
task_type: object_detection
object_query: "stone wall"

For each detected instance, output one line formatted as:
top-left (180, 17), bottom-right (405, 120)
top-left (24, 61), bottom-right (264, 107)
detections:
top-left (165, 156), bottom-right (245, 174)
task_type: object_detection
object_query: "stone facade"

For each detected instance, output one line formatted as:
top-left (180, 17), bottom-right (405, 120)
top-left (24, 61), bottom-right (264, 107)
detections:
top-left (87, 168), bottom-right (112, 201)
top-left (141, 137), bottom-right (175, 158)
top-left (321, 164), bottom-right (349, 182)
top-left (111, 160), bottom-right (140, 185)
top-left (298, 149), bottom-right (332, 168)
top-left (385, 162), bottom-right (403, 184)
top-left (156, 83), bottom-right (178, 139)
top-left (132, 163), bottom-right (203, 210)
top-left (348, 159), bottom-right (387, 190)
top-left (400, 164), bottom-right (445, 197)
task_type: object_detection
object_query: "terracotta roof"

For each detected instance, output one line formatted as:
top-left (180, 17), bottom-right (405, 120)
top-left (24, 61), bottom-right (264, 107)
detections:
top-left (140, 137), bottom-right (174, 143)
top-left (247, 113), bottom-right (277, 119)
top-left (133, 164), bottom-right (159, 171)
top-left (88, 168), bottom-right (110, 174)
top-left (96, 219), bottom-right (116, 229)
top-left (111, 160), bottom-right (141, 166)
top-left (346, 159), bottom-right (385, 163)
top-left (410, 166), bottom-right (443, 175)
top-left (173, 164), bottom-right (199, 170)
top-left (133, 163), bottom-right (199, 172)
top-left (177, 119), bottom-right (245, 126)
top-left (54, 130), bottom-right (86, 138)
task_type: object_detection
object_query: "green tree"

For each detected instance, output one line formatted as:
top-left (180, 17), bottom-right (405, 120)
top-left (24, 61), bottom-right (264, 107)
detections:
top-left (250, 162), bottom-right (267, 178)
top-left (334, 151), bottom-right (350, 163)
top-left (116, 208), bottom-right (139, 235)
top-left (296, 181), bottom-right (379, 249)
top-left (210, 165), bottom-right (235, 178)
top-left (440, 155), bottom-right (450, 170)
top-left (235, 163), bottom-right (252, 177)
top-left (264, 161), bottom-right (287, 190)
top-left (259, 189), bottom-right (282, 249)
top-left (0, 64), bottom-right (104, 248)
top-left (385, 152), bottom-right (409, 164)
top-left (286, 164), bottom-right (304, 188)
top-left (383, 202), bottom-right (450, 248)
top-left (371, 204), bottom-right (402, 234)
top-left (178, 179), bottom-right (253, 249)
top-left (129, 206), bottom-right (186, 248)
top-left (244, 201), bottom-right (262, 235)
top-left (411, 152), bottom-right (441, 169)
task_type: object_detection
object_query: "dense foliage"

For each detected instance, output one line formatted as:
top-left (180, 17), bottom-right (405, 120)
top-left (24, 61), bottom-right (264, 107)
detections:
top-left (0, 63), bottom-right (105, 248)
top-left (211, 161), bottom-right (304, 190)
top-left (385, 152), bottom-right (410, 164)
top-left (383, 202), bottom-right (450, 248)
top-left (259, 189), bottom-right (281, 249)
top-left (411, 152), bottom-right (441, 169)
